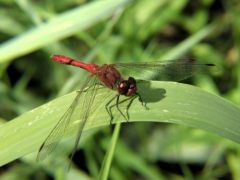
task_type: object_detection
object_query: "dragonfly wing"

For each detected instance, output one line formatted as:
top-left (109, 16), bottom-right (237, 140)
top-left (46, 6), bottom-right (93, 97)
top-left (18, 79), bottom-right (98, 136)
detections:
top-left (116, 59), bottom-right (214, 81)
top-left (68, 76), bottom-right (99, 166)
top-left (37, 75), bottom-right (95, 161)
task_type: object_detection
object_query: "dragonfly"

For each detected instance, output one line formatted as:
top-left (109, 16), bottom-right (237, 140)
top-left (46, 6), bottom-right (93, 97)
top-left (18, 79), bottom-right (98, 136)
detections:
top-left (37, 54), bottom-right (214, 162)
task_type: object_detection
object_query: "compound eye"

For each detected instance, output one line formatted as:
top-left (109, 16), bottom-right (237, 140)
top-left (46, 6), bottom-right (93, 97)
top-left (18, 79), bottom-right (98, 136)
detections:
top-left (126, 87), bottom-right (136, 96)
top-left (119, 81), bottom-right (127, 89)
top-left (129, 84), bottom-right (135, 89)
top-left (126, 82), bottom-right (137, 96)
top-left (117, 81), bottom-right (129, 95)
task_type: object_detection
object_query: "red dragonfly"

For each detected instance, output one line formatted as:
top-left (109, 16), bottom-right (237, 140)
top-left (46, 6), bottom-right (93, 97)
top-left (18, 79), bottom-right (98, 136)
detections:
top-left (37, 55), bottom-right (214, 161)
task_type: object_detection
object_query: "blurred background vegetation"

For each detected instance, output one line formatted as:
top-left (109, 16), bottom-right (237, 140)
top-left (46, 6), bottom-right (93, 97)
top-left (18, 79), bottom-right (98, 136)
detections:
top-left (0, 0), bottom-right (239, 179)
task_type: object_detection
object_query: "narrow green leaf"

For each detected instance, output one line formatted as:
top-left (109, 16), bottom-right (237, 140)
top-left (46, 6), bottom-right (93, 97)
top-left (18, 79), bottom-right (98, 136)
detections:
top-left (0, 81), bottom-right (239, 166)
top-left (0, 0), bottom-right (129, 63)
top-left (98, 123), bottom-right (121, 180)
top-left (160, 23), bottom-right (217, 60)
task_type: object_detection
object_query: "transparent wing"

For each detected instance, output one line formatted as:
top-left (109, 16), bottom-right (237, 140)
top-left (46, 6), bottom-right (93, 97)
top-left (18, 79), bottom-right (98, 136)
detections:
top-left (37, 75), bottom-right (96, 161)
top-left (68, 76), bottom-right (99, 165)
top-left (116, 59), bottom-right (214, 81)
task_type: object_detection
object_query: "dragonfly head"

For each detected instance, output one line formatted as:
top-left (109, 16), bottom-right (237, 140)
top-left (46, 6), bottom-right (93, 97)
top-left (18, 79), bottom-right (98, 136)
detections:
top-left (117, 77), bottom-right (137, 96)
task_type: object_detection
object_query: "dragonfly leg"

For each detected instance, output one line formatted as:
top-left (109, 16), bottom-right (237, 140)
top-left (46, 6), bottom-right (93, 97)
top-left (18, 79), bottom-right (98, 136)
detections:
top-left (107, 95), bottom-right (132, 124)
top-left (115, 95), bottom-right (129, 122)
top-left (105, 95), bottom-right (117, 125)
top-left (124, 93), bottom-right (147, 120)
top-left (106, 94), bottom-right (146, 124)
top-left (125, 96), bottom-right (136, 120)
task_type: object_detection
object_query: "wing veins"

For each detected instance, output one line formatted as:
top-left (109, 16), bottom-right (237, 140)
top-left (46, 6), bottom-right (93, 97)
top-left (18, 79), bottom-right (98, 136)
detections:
top-left (37, 75), bottom-right (93, 161)
top-left (116, 59), bottom-right (212, 81)
top-left (68, 77), bottom-right (99, 169)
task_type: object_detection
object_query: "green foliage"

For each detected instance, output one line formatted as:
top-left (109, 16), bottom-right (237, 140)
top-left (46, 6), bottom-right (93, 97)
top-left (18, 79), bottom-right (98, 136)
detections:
top-left (0, 0), bottom-right (240, 179)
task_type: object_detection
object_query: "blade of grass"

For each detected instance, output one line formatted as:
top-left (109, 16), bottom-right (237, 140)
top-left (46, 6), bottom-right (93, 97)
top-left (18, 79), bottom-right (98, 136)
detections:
top-left (160, 23), bottom-right (217, 60)
top-left (98, 123), bottom-right (121, 180)
top-left (0, 0), bottom-right (129, 63)
top-left (0, 81), bottom-right (240, 166)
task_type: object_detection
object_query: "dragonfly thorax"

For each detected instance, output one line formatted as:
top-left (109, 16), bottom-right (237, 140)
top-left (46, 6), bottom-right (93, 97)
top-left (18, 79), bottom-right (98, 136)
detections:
top-left (96, 64), bottom-right (123, 90)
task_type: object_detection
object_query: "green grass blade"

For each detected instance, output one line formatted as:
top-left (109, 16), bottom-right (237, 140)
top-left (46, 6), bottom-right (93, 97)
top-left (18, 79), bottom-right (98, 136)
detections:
top-left (0, 0), bottom-right (129, 63)
top-left (160, 23), bottom-right (217, 60)
top-left (0, 81), bottom-right (240, 166)
top-left (98, 123), bottom-right (121, 180)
